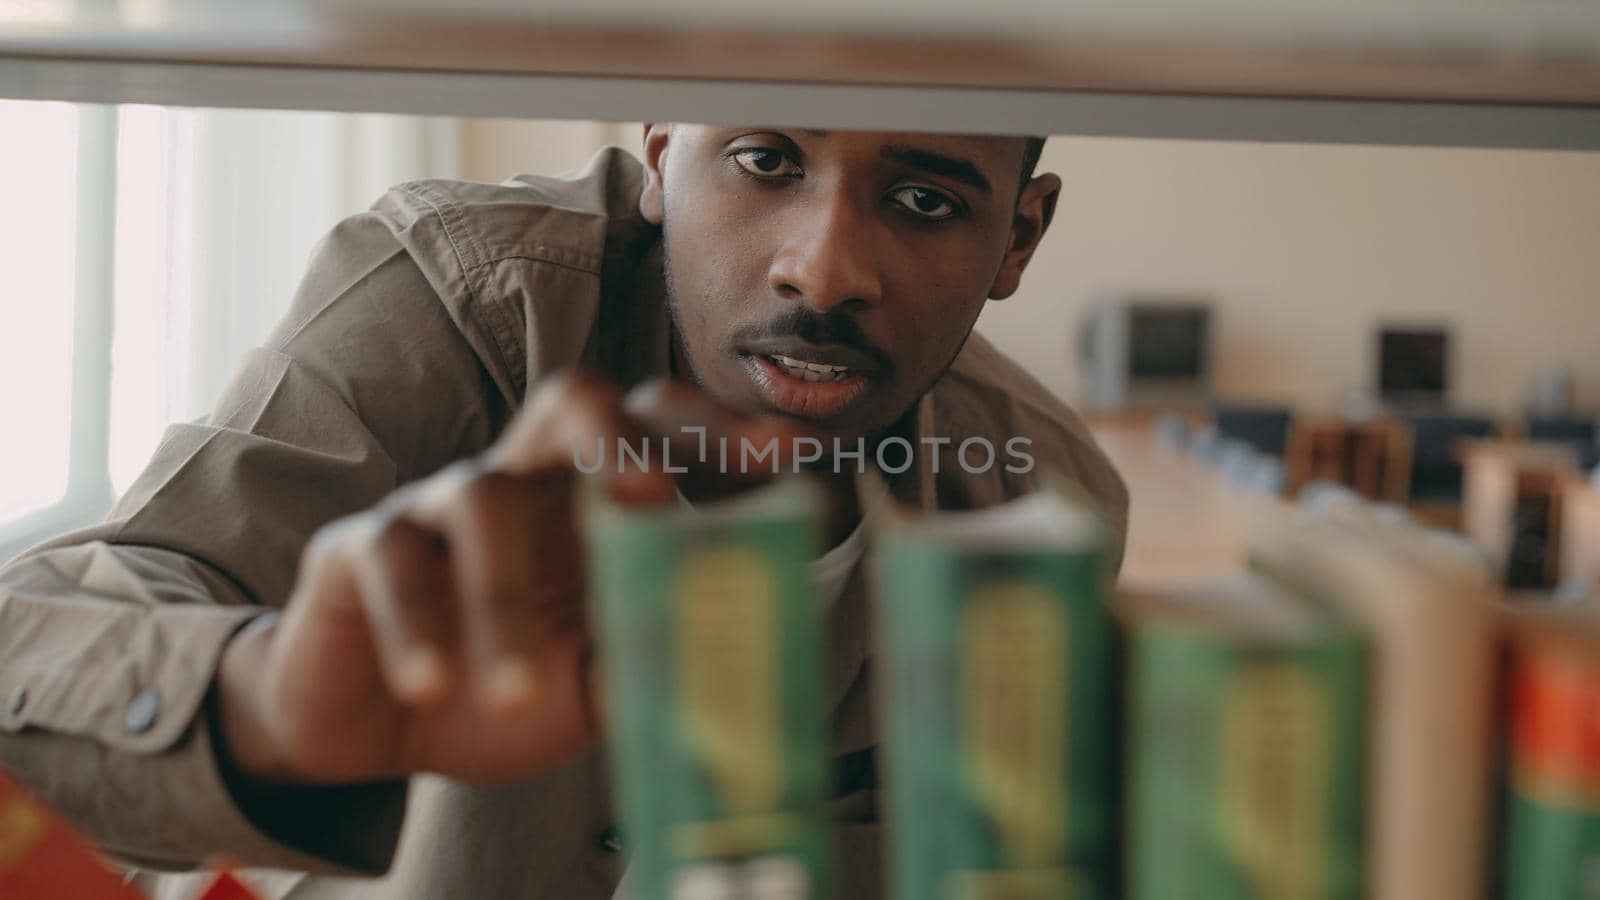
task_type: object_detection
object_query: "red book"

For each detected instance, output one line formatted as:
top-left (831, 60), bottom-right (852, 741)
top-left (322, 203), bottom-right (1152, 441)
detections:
top-left (1500, 606), bottom-right (1600, 900)
top-left (0, 765), bottom-right (147, 899)
top-left (195, 871), bottom-right (264, 900)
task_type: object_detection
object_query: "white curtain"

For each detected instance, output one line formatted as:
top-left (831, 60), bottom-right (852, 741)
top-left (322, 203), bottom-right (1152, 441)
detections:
top-left (113, 107), bottom-right (464, 476)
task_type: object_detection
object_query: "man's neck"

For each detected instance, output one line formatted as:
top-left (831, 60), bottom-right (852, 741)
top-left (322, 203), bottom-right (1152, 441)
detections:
top-left (816, 468), bottom-right (863, 549)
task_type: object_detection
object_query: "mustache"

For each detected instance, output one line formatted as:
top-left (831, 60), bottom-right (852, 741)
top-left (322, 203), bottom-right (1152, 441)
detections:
top-left (733, 308), bottom-right (889, 367)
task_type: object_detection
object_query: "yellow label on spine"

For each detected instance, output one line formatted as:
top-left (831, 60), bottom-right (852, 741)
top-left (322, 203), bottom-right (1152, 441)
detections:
top-left (961, 580), bottom-right (1069, 867)
top-left (0, 795), bottom-right (47, 871)
top-left (1219, 662), bottom-right (1330, 900)
top-left (677, 545), bottom-right (781, 814)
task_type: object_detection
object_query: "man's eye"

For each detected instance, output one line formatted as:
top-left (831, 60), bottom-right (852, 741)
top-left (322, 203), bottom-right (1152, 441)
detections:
top-left (889, 186), bottom-right (958, 221)
top-left (732, 148), bottom-right (801, 178)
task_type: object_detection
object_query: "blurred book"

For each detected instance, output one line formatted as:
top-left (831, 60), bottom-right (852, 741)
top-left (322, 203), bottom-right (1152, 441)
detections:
top-left (1119, 569), bottom-right (1366, 900)
top-left (1498, 603), bottom-right (1600, 900)
top-left (586, 476), bottom-right (832, 900)
top-left (1252, 495), bottom-right (1497, 900)
top-left (1, 763), bottom-right (266, 900)
top-left (0, 764), bottom-right (148, 899)
top-left (873, 488), bottom-right (1119, 900)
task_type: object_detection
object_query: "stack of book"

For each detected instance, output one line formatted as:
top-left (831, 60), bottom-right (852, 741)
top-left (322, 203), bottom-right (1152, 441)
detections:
top-left (1122, 492), bottom-right (1597, 900)
top-left (588, 475), bottom-right (1598, 899)
top-left (3, 473), bottom-right (1595, 897)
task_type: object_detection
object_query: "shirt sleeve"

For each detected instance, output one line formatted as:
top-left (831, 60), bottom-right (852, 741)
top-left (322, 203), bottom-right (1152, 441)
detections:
top-left (0, 206), bottom-right (506, 874)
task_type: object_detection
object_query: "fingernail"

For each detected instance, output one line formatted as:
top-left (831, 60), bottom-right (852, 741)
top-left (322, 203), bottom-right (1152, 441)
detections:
top-left (399, 649), bottom-right (446, 699)
top-left (481, 658), bottom-right (539, 713)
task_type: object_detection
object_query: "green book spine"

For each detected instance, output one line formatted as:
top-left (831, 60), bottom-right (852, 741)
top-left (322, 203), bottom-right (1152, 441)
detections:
top-left (877, 521), bottom-right (1118, 900)
top-left (1127, 625), bottom-right (1366, 900)
top-left (586, 480), bottom-right (832, 900)
top-left (1503, 793), bottom-right (1600, 900)
top-left (1501, 638), bottom-right (1600, 900)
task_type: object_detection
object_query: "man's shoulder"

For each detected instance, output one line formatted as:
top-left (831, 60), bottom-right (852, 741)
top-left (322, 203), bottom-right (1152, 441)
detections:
top-left (938, 331), bottom-right (1102, 463)
top-left (367, 146), bottom-right (654, 277)
top-left (933, 332), bottom-right (1129, 537)
top-left (324, 147), bottom-right (662, 401)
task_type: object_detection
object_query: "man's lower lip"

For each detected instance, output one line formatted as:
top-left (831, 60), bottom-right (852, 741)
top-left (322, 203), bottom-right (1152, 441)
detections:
top-left (743, 354), bottom-right (872, 420)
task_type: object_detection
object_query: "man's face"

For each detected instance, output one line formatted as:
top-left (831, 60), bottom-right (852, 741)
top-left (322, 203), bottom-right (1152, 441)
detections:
top-left (640, 126), bottom-right (1058, 442)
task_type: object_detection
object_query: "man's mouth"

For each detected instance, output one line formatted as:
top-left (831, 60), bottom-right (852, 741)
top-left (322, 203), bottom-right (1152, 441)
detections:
top-left (764, 352), bottom-right (856, 383)
top-left (740, 349), bottom-right (875, 420)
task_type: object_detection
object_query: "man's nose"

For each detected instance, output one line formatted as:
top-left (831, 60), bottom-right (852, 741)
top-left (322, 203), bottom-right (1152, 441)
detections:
top-left (767, 192), bottom-right (883, 315)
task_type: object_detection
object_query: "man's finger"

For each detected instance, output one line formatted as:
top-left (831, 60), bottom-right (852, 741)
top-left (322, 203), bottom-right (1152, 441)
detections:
top-left (440, 469), bottom-right (583, 716)
top-left (349, 513), bottom-right (458, 705)
top-left (486, 371), bottom-right (679, 501)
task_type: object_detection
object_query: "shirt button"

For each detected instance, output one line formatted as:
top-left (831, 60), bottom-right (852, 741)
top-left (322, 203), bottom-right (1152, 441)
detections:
top-left (126, 688), bottom-right (161, 734)
top-left (596, 825), bottom-right (623, 853)
top-left (9, 688), bottom-right (26, 716)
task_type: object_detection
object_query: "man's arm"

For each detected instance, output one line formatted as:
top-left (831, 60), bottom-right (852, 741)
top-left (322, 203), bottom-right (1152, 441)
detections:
top-left (0, 208), bottom-right (503, 873)
top-left (0, 199), bottom-right (797, 879)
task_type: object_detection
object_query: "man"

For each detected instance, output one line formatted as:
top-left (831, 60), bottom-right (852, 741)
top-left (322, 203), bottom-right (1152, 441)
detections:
top-left (0, 124), bottom-right (1126, 898)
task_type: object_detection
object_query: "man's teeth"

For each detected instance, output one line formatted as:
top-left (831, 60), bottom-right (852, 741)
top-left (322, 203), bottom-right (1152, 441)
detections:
top-left (768, 354), bottom-right (854, 383)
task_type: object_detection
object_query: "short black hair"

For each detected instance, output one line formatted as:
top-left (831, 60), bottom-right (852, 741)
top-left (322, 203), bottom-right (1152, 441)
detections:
top-left (1015, 136), bottom-right (1047, 205)
top-left (1021, 136), bottom-right (1046, 184)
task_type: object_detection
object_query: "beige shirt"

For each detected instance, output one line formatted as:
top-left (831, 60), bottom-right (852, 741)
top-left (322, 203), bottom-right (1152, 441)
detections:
top-left (0, 147), bottom-right (1127, 899)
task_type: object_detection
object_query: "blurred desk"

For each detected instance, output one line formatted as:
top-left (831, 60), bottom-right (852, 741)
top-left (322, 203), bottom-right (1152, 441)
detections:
top-left (1092, 423), bottom-right (1258, 591)
top-left (2, 0), bottom-right (1600, 147)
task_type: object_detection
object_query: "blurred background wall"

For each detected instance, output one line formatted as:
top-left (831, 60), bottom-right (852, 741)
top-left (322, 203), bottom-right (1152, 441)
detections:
top-left (980, 137), bottom-right (1600, 415)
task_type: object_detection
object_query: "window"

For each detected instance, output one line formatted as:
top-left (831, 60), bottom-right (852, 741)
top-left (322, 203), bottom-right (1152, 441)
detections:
top-left (109, 105), bottom-right (198, 496)
top-left (0, 100), bottom-right (78, 523)
top-left (0, 102), bottom-right (464, 561)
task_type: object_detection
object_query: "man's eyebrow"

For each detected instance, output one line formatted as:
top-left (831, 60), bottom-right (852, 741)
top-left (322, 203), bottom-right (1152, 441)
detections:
top-left (880, 145), bottom-right (992, 196)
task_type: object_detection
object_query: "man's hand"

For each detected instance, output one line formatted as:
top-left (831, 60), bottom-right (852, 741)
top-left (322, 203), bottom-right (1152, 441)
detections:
top-left (215, 373), bottom-right (795, 787)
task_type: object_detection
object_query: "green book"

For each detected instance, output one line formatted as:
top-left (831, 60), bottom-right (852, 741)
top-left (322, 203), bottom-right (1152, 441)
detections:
top-left (586, 477), bottom-right (832, 900)
top-left (1121, 571), bottom-right (1366, 900)
top-left (874, 489), bottom-right (1119, 900)
top-left (1504, 793), bottom-right (1600, 900)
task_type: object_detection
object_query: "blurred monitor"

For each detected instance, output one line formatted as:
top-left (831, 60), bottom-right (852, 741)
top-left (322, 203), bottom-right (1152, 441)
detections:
top-left (1081, 298), bottom-right (1211, 410)
top-left (1378, 327), bottom-right (1449, 406)
top-left (1129, 306), bottom-right (1209, 380)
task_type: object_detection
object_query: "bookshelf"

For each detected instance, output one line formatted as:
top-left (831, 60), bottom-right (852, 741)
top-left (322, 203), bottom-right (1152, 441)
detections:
top-left (1, 0), bottom-right (1599, 149)
top-left (1102, 421), bottom-right (1599, 900)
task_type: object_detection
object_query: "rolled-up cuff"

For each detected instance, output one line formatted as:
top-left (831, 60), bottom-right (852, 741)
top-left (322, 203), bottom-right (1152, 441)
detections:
top-left (0, 595), bottom-right (404, 875)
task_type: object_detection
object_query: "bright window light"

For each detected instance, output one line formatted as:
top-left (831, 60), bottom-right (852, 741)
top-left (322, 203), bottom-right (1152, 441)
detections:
top-left (0, 100), bottom-right (77, 524)
top-left (109, 105), bottom-right (196, 496)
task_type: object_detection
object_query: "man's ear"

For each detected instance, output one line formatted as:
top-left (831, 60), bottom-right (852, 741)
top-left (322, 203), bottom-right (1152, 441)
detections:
top-left (988, 172), bottom-right (1061, 300)
top-left (639, 123), bottom-right (672, 225)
